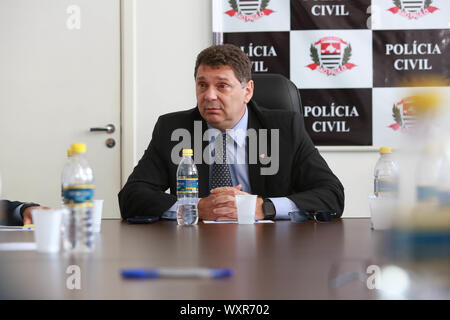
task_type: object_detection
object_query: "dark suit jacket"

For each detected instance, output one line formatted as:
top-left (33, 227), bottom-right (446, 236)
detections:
top-left (119, 100), bottom-right (345, 219)
top-left (1, 200), bottom-right (24, 226)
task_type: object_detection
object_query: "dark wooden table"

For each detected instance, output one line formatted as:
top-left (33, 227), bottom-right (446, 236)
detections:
top-left (0, 219), bottom-right (448, 299)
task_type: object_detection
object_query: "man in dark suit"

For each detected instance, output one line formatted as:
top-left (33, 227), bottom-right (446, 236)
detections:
top-left (0, 200), bottom-right (43, 226)
top-left (119, 44), bottom-right (344, 221)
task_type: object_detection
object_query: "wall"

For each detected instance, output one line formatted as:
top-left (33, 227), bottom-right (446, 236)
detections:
top-left (134, 0), bottom-right (377, 218)
top-left (321, 151), bottom-right (377, 217)
top-left (135, 0), bottom-right (212, 159)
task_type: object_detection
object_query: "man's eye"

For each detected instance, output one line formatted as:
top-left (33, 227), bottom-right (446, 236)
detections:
top-left (218, 84), bottom-right (229, 89)
top-left (198, 83), bottom-right (207, 88)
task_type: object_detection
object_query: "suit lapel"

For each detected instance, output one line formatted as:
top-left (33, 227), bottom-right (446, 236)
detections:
top-left (247, 103), bottom-right (266, 197)
top-left (198, 137), bottom-right (210, 198)
top-left (192, 109), bottom-right (210, 198)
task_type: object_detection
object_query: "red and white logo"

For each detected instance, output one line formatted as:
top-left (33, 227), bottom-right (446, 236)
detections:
top-left (306, 37), bottom-right (357, 76)
top-left (389, 97), bottom-right (417, 131)
top-left (388, 0), bottom-right (439, 19)
top-left (225, 0), bottom-right (275, 22)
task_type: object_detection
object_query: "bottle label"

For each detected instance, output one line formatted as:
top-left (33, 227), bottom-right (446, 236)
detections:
top-left (63, 185), bottom-right (94, 203)
top-left (177, 178), bottom-right (198, 194)
top-left (374, 178), bottom-right (397, 196)
top-left (438, 191), bottom-right (450, 206)
top-left (417, 186), bottom-right (438, 202)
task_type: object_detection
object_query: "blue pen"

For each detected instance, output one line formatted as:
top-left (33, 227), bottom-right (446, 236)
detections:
top-left (212, 220), bottom-right (258, 222)
top-left (121, 267), bottom-right (233, 279)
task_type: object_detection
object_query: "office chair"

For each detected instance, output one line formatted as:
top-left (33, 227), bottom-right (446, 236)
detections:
top-left (251, 73), bottom-right (302, 114)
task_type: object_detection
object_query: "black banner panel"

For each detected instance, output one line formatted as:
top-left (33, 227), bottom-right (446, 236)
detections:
top-left (290, 0), bottom-right (371, 30)
top-left (300, 89), bottom-right (372, 146)
top-left (373, 29), bottom-right (450, 87)
top-left (215, 0), bottom-right (450, 147)
top-left (223, 32), bottom-right (290, 78)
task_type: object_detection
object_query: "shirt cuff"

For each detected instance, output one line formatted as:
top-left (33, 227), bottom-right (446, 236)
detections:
top-left (12, 204), bottom-right (25, 225)
top-left (268, 197), bottom-right (299, 220)
top-left (161, 201), bottom-right (178, 220)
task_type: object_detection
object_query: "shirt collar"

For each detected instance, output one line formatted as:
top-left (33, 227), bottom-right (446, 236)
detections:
top-left (206, 106), bottom-right (248, 147)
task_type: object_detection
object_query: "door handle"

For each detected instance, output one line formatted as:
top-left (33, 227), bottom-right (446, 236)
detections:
top-left (90, 124), bottom-right (115, 134)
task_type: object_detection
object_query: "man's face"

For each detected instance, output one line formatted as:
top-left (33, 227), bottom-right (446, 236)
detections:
top-left (196, 64), bottom-right (253, 131)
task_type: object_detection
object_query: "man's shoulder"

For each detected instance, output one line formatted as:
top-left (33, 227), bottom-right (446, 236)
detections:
top-left (154, 107), bottom-right (203, 134)
top-left (158, 107), bottom-right (199, 122)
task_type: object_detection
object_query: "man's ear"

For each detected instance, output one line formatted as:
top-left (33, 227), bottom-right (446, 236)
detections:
top-left (244, 80), bottom-right (254, 104)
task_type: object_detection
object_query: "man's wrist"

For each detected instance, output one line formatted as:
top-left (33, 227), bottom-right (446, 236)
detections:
top-left (197, 197), bottom-right (208, 220)
top-left (19, 202), bottom-right (40, 219)
top-left (255, 197), bottom-right (264, 220)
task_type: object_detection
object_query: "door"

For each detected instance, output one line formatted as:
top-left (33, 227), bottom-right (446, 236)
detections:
top-left (0, 0), bottom-right (121, 218)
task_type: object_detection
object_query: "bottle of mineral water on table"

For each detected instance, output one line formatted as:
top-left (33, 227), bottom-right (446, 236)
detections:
top-left (62, 143), bottom-right (95, 252)
top-left (61, 148), bottom-right (73, 206)
top-left (374, 146), bottom-right (398, 198)
top-left (176, 149), bottom-right (199, 225)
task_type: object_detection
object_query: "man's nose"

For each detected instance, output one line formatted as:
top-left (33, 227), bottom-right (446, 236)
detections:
top-left (204, 86), bottom-right (218, 100)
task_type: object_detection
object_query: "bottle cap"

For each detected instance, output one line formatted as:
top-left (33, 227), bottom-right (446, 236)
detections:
top-left (67, 149), bottom-right (73, 157)
top-left (379, 146), bottom-right (392, 154)
top-left (71, 143), bottom-right (87, 154)
top-left (182, 149), bottom-right (193, 156)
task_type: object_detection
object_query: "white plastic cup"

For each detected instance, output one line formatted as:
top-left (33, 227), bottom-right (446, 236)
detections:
top-left (368, 194), bottom-right (394, 230)
top-left (31, 208), bottom-right (65, 253)
top-left (235, 195), bottom-right (257, 224)
top-left (92, 199), bottom-right (104, 233)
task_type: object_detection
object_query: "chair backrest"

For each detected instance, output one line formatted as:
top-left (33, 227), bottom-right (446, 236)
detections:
top-left (251, 73), bottom-right (302, 114)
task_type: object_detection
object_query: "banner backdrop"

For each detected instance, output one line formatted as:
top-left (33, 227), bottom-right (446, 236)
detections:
top-left (213, 0), bottom-right (450, 147)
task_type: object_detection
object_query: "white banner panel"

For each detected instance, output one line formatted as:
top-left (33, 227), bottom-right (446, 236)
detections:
top-left (371, 0), bottom-right (450, 30)
top-left (290, 30), bottom-right (373, 89)
top-left (221, 0), bottom-right (291, 32)
top-left (372, 86), bottom-right (450, 148)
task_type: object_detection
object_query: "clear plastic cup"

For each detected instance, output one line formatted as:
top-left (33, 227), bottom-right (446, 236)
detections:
top-left (31, 208), bottom-right (65, 253)
top-left (235, 195), bottom-right (257, 224)
top-left (92, 199), bottom-right (104, 233)
top-left (368, 194), bottom-right (394, 230)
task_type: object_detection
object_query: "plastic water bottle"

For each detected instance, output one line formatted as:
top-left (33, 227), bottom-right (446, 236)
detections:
top-left (60, 148), bottom-right (73, 244)
top-left (62, 143), bottom-right (95, 252)
top-left (416, 143), bottom-right (442, 204)
top-left (437, 140), bottom-right (450, 207)
top-left (374, 146), bottom-right (398, 198)
top-left (176, 149), bottom-right (199, 225)
top-left (61, 148), bottom-right (73, 206)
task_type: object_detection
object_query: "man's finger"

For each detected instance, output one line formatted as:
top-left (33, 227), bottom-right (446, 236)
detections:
top-left (210, 187), bottom-right (231, 194)
top-left (215, 211), bottom-right (238, 220)
top-left (234, 190), bottom-right (250, 196)
top-left (210, 185), bottom-right (242, 194)
top-left (211, 188), bottom-right (248, 197)
top-left (210, 190), bottom-right (239, 197)
top-left (213, 195), bottom-right (236, 206)
top-left (216, 215), bottom-right (237, 221)
top-left (213, 206), bottom-right (237, 215)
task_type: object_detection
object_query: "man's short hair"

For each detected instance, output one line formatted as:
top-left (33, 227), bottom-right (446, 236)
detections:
top-left (194, 44), bottom-right (252, 85)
